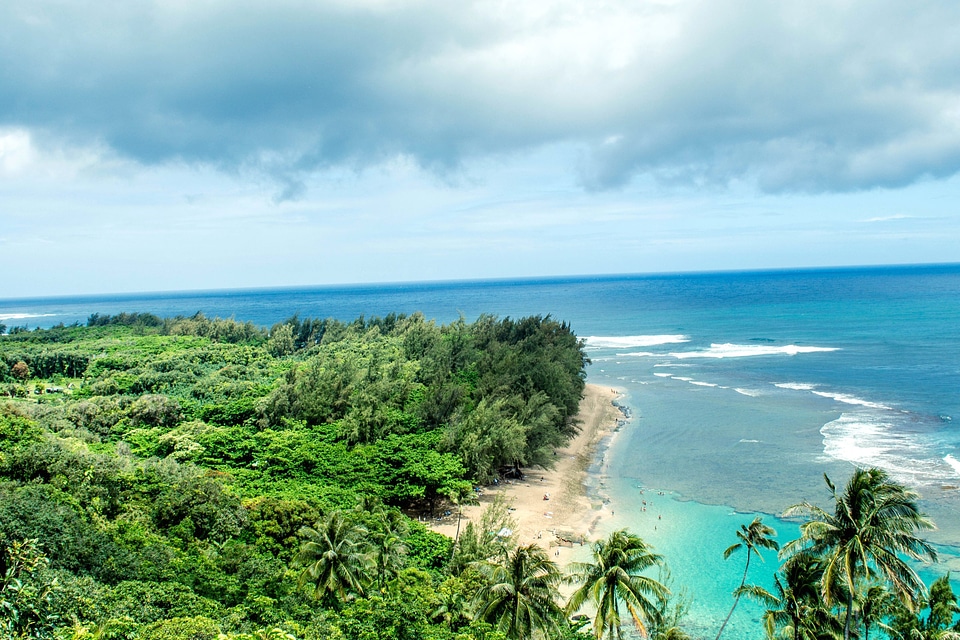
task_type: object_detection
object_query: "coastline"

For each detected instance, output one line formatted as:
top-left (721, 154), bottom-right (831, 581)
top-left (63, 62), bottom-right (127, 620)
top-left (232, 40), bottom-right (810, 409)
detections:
top-left (430, 383), bottom-right (625, 566)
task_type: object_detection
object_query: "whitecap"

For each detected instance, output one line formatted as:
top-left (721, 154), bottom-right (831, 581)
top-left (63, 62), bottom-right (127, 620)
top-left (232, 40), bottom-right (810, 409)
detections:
top-left (945, 455), bottom-right (960, 476)
top-left (0, 312), bottom-right (57, 321)
top-left (653, 373), bottom-right (672, 378)
top-left (668, 343), bottom-right (840, 359)
top-left (734, 388), bottom-right (762, 397)
top-left (689, 380), bottom-right (718, 387)
top-left (739, 439), bottom-right (760, 443)
top-left (821, 412), bottom-right (957, 485)
top-left (616, 351), bottom-right (657, 357)
top-left (812, 390), bottom-right (893, 411)
top-left (584, 335), bottom-right (690, 349)
top-left (774, 382), bottom-right (818, 391)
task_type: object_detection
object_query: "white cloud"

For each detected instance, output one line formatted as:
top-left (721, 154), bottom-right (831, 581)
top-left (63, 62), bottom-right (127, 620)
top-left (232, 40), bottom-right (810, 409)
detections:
top-left (0, 129), bottom-right (35, 174)
top-left (861, 214), bottom-right (914, 223)
top-left (3, 1), bottom-right (960, 297)
top-left (2, 0), bottom-right (960, 193)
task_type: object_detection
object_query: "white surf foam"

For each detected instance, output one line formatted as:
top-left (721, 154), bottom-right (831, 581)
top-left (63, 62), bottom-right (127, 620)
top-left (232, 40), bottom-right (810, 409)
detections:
top-left (616, 351), bottom-right (657, 357)
top-left (945, 455), bottom-right (960, 476)
top-left (812, 390), bottom-right (893, 411)
top-left (669, 343), bottom-right (840, 359)
top-left (653, 373), bottom-right (718, 388)
top-left (775, 381), bottom-right (896, 412)
top-left (821, 411), bottom-right (958, 486)
top-left (774, 382), bottom-right (817, 391)
top-left (0, 312), bottom-right (57, 321)
top-left (584, 335), bottom-right (690, 349)
top-left (734, 388), bottom-right (762, 397)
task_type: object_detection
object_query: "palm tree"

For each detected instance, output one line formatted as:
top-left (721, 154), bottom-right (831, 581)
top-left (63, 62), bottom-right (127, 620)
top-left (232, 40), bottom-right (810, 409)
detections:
top-left (365, 505), bottom-right (409, 590)
top-left (782, 468), bottom-right (938, 640)
top-left (890, 574), bottom-right (960, 640)
top-left (372, 527), bottom-right (408, 590)
top-left (715, 516), bottom-right (779, 640)
top-left (923, 574), bottom-right (960, 639)
top-left (858, 582), bottom-right (896, 640)
top-left (433, 581), bottom-right (471, 630)
top-left (295, 510), bottom-right (371, 607)
top-left (473, 543), bottom-right (564, 640)
top-left (739, 551), bottom-right (840, 640)
top-left (566, 529), bottom-right (669, 640)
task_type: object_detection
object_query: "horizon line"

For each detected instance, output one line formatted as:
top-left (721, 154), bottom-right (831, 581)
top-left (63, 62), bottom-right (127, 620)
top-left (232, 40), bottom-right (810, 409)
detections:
top-left (2, 260), bottom-right (959, 304)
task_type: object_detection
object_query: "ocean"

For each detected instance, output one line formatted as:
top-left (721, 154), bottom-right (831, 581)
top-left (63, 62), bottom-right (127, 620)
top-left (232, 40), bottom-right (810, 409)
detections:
top-left (3, 264), bottom-right (960, 638)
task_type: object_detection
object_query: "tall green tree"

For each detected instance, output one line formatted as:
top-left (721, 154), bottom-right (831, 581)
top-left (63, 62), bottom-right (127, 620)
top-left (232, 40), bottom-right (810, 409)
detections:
top-left (295, 511), bottom-right (371, 608)
top-left (739, 551), bottom-right (840, 640)
top-left (858, 582), bottom-right (896, 640)
top-left (924, 575), bottom-right (960, 639)
top-left (451, 496), bottom-right (517, 575)
top-left (714, 516), bottom-right (779, 640)
top-left (566, 529), bottom-right (669, 640)
top-left (783, 468), bottom-right (938, 640)
top-left (0, 539), bottom-right (58, 640)
top-left (370, 510), bottom-right (409, 591)
top-left (473, 543), bottom-right (564, 640)
top-left (890, 574), bottom-right (960, 640)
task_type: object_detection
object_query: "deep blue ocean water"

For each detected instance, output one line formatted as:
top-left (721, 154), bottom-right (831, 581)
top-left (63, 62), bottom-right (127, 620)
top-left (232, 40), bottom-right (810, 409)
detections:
top-left (4, 264), bottom-right (960, 638)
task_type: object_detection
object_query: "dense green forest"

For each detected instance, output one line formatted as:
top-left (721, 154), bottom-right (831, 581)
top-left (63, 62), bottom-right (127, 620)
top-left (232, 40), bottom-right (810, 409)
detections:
top-left (1, 314), bottom-right (957, 640)
top-left (0, 312), bottom-right (591, 639)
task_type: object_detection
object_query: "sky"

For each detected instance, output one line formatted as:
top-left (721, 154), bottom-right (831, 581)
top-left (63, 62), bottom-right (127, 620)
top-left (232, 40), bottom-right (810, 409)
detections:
top-left (3, 0), bottom-right (960, 298)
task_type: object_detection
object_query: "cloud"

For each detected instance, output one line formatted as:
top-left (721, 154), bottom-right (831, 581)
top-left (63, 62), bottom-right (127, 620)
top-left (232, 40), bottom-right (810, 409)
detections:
top-left (4, 0), bottom-right (960, 193)
top-left (861, 214), bottom-right (913, 223)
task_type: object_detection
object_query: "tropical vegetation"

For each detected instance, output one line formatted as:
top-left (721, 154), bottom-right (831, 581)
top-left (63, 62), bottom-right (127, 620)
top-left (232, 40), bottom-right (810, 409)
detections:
top-left (1, 313), bottom-right (957, 639)
top-left (714, 517), bottom-right (778, 640)
top-left (566, 529), bottom-right (669, 640)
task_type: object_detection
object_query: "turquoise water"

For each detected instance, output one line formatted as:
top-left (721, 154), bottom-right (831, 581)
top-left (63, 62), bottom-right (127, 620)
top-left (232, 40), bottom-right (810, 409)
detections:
top-left (4, 265), bottom-right (960, 638)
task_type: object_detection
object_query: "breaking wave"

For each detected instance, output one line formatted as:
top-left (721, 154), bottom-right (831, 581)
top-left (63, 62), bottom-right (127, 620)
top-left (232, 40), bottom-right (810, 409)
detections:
top-left (584, 335), bottom-right (690, 349)
top-left (0, 312), bottom-right (57, 322)
top-left (821, 411), bottom-right (960, 486)
top-left (774, 382), bottom-right (817, 391)
top-left (668, 343), bottom-right (839, 359)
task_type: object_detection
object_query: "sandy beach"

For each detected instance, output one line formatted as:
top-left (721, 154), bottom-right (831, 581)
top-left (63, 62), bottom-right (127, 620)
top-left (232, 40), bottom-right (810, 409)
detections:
top-left (430, 383), bottom-right (623, 566)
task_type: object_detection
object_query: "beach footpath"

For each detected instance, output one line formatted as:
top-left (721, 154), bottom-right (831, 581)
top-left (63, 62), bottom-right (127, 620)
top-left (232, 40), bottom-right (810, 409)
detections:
top-left (430, 384), bottom-right (624, 566)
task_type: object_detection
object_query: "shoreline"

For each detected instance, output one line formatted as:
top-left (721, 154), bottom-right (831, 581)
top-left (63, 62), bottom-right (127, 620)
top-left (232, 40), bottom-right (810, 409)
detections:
top-left (429, 383), bottom-right (625, 566)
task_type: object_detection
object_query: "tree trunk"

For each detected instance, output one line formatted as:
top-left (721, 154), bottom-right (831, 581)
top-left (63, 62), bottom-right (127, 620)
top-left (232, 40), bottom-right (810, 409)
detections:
top-left (843, 591), bottom-right (854, 640)
top-left (715, 555), bottom-right (752, 640)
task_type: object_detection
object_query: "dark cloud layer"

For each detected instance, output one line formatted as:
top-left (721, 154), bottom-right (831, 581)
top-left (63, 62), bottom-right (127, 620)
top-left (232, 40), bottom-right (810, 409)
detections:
top-left (4, 0), bottom-right (960, 193)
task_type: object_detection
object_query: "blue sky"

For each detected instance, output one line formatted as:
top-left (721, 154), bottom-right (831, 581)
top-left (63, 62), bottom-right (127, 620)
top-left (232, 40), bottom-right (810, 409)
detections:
top-left (2, 0), bottom-right (960, 297)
